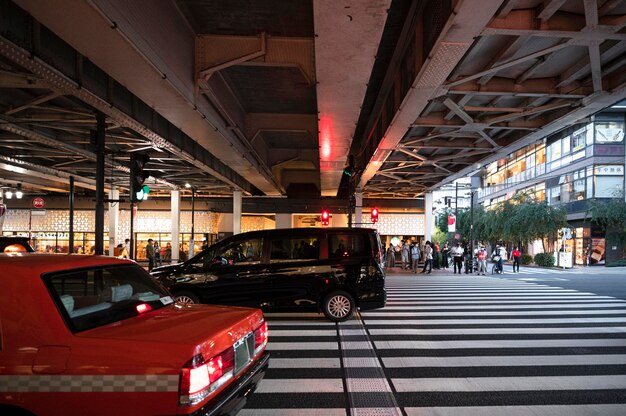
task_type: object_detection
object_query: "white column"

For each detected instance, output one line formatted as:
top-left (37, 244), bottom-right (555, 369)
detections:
top-left (425, 192), bottom-right (433, 242)
top-left (354, 188), bottom-right (362, 227)
top-left (108, 188), bottom-right (119, 256)
top-left (233, 190), bottom-right (242, 235)
top-left (171, 190), bottom-right (181, 263)
top-left (275, 213), bottom-right (291, 229)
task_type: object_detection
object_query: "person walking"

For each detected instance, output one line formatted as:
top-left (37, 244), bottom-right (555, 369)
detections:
top-left (401, 240), bottom-right (410, 270)
top-left (451, 242), bottom-right (463, 274)
top-left (411, 242), bottom-right (420, 273)
top-left (386, 244), bottom-right (395, 268)
top-left (441, 243), bottom-right (450, 269)
top-left (476, 245), bottom-right (488, 275)
top-left (512, 246), bottom-right (521, 272)
top-left (145, 238), bottom-right (155, 272)
top-left (154, 241), bottom-right (162, 267)
top-left (421, 241), bottom-right (433, 274)
top-left (433, 242), bottom-right (441, 269)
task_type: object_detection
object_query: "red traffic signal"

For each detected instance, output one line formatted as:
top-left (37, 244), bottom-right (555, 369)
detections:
top-left (371, 207), bottom-right (379, 223)
top-left (321, 208), bottom-right (330, 226)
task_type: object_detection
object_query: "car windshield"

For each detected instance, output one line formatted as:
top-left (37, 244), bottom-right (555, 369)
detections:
top-left (44, 264), bottom-right (174, 332)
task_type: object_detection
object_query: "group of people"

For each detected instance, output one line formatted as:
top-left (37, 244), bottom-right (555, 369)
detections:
top-left (385, 240), bottom-right (523, 275)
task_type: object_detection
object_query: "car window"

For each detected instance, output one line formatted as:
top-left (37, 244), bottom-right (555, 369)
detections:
top-left (45, 264), bottom-right (173, 332)
top-left (329, 234), bottom-right (370, 258)
top-left (216, 238), bottom-right (263, 265)
top-left (270, 237), bottom-right (319, 262)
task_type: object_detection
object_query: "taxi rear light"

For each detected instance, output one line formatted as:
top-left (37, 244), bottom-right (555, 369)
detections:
top-left (254, 320), bottom-right (268, 353)
top-left (179, 350), bottom-right (234, 407)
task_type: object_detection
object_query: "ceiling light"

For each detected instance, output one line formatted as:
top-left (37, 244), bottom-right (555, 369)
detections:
top-left (5, 190), bottom-right (13, 199)
top-left (16, 184), bottom-right (23, 199)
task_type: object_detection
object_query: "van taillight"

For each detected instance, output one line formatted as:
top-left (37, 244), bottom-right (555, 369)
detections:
top-left (254, 320), bottom-right (268, 353)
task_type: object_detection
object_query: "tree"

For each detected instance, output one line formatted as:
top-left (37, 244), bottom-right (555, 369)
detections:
top-left (587, 198), bottom-right (626, 245)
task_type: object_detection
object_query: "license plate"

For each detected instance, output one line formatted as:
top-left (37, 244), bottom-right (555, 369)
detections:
top-left (234, 332), bottom-right (254, 373)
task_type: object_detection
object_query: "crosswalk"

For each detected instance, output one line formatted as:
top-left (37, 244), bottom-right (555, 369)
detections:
top-left (241, 275), bottom-right (626, 415)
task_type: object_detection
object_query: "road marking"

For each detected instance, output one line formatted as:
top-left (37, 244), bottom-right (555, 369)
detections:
top-left (383, 354), bottom-right (626, 367)
top-left (392, 375), bottom-right (626, 392)
top-left (404, 405), bottom-right (626, 416)
top-left (375, 338), bottom-right (626, 349)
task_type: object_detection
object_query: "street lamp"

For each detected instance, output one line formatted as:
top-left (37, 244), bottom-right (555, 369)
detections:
top-left (185, 183), bottom-right (195, 258)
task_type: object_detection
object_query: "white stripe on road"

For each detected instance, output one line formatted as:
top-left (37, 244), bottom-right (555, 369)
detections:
top-left (392, 375), bottom-right (626, 392)
top-left (255, 379), bottom-right (344, 393)
top-left (363, 309), bottom-right (626, 317)
top-left (364, 317), bottom-right (626, 325)
top-left (385, 299), bottom-right (619, 305)
top-left (404, 405), bottom-right (626, 416)
top-left (268, 342), bottom-right (339, 350)
top-left (381, 303), bottom-right (626, 310)
top-left (239, 410), bottom-right (347, 416)
top-left (361, 327), bottom-right (626, 336)
top-left (269, 329), bottom-right (337, 336)
top-left (382, 354), bottom-right (626, 368)
top-left (268, 358), bottom-right (341, 368)
top-left (374, 339), bottom-right (626, 350)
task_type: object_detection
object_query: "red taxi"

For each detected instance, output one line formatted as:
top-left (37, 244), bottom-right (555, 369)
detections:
top-left (0, 254), bottom-right (269, 416)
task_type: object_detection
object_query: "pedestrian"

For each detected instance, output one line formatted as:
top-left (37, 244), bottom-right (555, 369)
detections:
top-left (145, 238), bottom-right (155, 271)
top-left (451, 242), bottom-right (463, 274)
top-left (512, 246), bottom-right (521, 272)
top-left (386, 244), bottom-right (395, 268)
top-left (164, 242), bottom-right (172, 263)
top-left (122, 238), bottom-right (130, 259)
top-left (433, 242), bottom-right (441, 269)
top-left (464, 243), bottom-right (472, 274)
top-left (477, 245), bottom-right (488, 275)
top-left (401, 240), bottom-right (410, 270)
top-left (411, 243), bottom-right (420, 273)
top-left (154, 241), bottom-right (162, 267)
top-left (441, 243), bottom-right (450, 269)
top-left (421, 241), bottom-right (433, 274)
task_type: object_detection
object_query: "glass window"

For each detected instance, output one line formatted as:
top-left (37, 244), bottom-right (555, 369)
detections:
top-left (216, 238), bottom-right (263, 264)
top-left (572, 128), bottom-right (586, 152)
top-left (269, 237), bottom-right (319, 262)
top-left (46, 264), bottom-right (172, 333)
top-left (329, 234), bottom-right (370, 258)
top-left (562, 135), bottom-right (571, 154)
top-left (573, 179), bottom-right (585, 201)
top-left (549, 186), bottom-right (560, 205)
top-left (595, 176), bottom-right (625, 198)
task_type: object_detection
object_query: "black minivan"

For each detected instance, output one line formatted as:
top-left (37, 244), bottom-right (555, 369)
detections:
top-left (150, 227), bottom-right (386, 321)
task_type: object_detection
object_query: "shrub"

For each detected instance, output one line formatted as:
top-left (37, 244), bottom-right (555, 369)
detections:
top-left (520, 254), bottom-right (533, 265)
top-left (534, 253), bottom-right (555, 267)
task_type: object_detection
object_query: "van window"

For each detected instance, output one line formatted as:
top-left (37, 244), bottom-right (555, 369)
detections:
top-left (270, 237), bottom-right (319, 262)
top-left (329, 234), bottom-right (370, 258)
top-left (216, 238), bottom-right (263, 265)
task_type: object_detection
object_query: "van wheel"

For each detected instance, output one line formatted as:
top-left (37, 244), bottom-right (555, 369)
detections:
top-left (322, 291), bottom-right (355, 322)
top-left (175, 291), bottom-right (200, 304)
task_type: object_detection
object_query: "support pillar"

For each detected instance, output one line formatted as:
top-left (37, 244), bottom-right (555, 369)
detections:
top-left (275, 213), bottom-right (291, 229)
top-left (425, 192), bottom-right (433, 242)
top-left (171, 190), bottom-right (181, 263)
top-left (354, 189), bottom-right (362, 227)
top-left (108, 188), bottom-right (119, 256)
top-left (233, 190), bottom-right (242, 235)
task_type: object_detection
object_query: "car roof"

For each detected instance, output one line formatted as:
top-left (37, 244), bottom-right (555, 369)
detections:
top-left (0, 254), bottom-right (136, 276)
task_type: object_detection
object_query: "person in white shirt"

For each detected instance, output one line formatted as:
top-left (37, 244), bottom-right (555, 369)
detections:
top-left (451, 242), bottom-right (464, 274)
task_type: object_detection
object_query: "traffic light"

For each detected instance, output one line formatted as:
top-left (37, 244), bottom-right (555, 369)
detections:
top-left (130, 153), bottom-right (150, 203)
top-left (321, 208), bottom-right (330, 226)
top-left (370, 207), bottom-right (379, 223)
top-left (342, 155), bottom-right (355, 177)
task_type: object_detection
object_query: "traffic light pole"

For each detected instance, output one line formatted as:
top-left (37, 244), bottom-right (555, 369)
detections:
top-left (129, 202), bottom-right (135, 259)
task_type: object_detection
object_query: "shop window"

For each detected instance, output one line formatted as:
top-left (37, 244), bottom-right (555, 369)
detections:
top-left (595, 176), bottom-right (624, 198)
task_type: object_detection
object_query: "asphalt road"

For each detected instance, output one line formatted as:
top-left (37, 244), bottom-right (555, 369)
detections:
top-left (241, 267), bottom-right (626, 416)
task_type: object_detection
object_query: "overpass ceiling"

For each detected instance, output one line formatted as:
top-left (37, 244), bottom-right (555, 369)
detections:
top-left (1, 0), bottom-right (626, 203)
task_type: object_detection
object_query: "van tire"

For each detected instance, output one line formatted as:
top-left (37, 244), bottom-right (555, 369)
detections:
top-left (174, 291), bottom-right (200, 304)
top-left (322, 290), bottom-right (355, 322)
